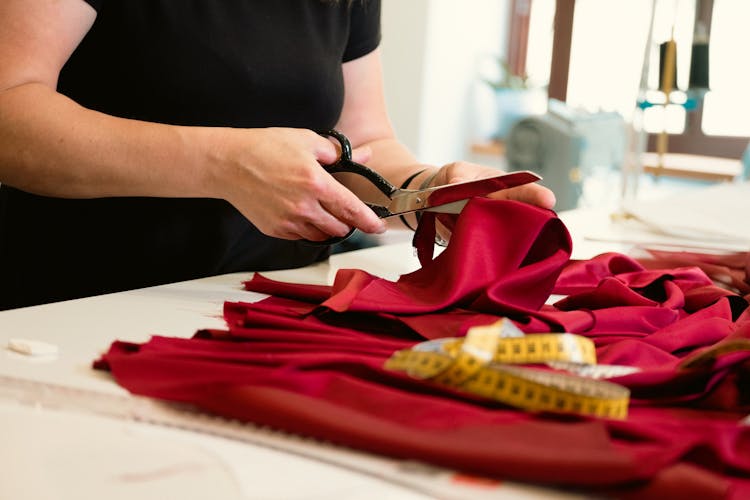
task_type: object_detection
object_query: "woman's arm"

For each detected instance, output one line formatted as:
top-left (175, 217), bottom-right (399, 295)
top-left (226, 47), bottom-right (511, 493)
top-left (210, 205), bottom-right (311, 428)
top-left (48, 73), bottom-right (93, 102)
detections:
top-left (0, 0), bottom-right (385, 241)
top-left (0, 0), bottom-right (210, 199)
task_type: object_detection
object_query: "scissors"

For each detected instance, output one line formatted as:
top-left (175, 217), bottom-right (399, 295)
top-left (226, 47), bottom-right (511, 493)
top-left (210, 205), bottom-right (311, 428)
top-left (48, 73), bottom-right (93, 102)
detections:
top-left (313, 129), bottom-right (542, 245)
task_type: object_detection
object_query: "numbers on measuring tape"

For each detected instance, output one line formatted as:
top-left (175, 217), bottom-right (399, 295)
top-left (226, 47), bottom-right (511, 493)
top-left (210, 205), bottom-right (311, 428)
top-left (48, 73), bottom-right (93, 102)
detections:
top-left (385, 319), bottom-right (630, 420)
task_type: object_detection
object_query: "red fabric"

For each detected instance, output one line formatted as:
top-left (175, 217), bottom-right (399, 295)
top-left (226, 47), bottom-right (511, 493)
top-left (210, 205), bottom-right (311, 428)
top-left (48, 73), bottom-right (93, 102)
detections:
top-left (95, 199), bottom-right (750, 499)
top-left (323, 199), bottom-right (572, 315)
top-left (637, 248), bottom-right (750, 297)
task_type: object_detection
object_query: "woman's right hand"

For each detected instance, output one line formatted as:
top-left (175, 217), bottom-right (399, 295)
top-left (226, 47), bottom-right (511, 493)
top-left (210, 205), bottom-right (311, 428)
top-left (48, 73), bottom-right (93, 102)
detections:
top-left (204, 127), bottom-right (386, 242)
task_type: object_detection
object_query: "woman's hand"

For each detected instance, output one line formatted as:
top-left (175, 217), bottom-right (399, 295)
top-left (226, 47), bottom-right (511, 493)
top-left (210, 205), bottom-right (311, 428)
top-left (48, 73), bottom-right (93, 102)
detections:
top-left (432, 161), bottom-right (555, 209)
top-left (206, 127), bottom-right (385, 241)
top-left (426, 161), bottom-right (556, 243)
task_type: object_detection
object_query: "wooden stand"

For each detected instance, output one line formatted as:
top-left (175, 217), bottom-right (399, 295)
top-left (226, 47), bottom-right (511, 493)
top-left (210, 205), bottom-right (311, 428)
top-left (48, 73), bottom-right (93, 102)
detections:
top-left (642, 152), bottom-right (741, 183)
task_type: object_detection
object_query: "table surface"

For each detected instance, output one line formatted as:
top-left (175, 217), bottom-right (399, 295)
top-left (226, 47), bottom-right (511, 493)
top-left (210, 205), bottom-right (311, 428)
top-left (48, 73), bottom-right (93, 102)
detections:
top-left (3, 182), bottom-right (742, 500)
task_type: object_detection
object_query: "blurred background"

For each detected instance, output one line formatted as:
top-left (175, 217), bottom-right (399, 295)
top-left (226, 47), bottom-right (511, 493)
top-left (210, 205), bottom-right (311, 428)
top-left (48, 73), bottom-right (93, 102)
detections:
top-left (379, 0), bottom-right (750, 212)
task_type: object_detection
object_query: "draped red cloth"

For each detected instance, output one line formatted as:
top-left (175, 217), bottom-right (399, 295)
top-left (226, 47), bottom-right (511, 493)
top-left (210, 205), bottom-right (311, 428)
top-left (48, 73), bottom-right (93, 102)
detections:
top-left (636, 248), bottom-right (750, 298)
top-left (95, 198), bottom-right (750, 499)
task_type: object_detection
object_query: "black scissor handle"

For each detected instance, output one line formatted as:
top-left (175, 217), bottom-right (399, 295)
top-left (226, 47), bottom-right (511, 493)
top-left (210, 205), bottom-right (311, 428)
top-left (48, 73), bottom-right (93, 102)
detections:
top-left (299, 130), bottom-right (396, 247)
top-left (300, 227), bottom-right (357, 247)
top-left (318, 129), bottom-right (396, 199)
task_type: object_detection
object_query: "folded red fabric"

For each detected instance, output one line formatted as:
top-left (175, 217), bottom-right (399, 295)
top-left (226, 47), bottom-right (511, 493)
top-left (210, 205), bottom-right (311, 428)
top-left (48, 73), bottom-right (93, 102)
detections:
top-left (96, 199), bottom-right (750, 499)
top-left (637, 248), bottom-right (750, 297)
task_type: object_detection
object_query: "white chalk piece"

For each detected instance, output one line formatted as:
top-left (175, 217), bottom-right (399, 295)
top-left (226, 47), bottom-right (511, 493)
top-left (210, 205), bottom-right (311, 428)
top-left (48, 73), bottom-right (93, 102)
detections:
top-left (7, 338), bottom-right (59, 357)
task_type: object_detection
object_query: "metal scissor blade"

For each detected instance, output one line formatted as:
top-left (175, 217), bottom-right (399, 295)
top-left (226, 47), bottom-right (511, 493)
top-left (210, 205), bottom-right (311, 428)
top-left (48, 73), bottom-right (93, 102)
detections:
top-left (421, 199), bottom-right (468, 214)
top-left (385, 170), bottom-right (542, 217)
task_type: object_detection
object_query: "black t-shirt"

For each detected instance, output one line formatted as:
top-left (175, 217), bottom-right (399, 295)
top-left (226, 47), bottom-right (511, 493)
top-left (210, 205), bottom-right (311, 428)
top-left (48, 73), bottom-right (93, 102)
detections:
top-left (0, 0), bottom-right (381, 310)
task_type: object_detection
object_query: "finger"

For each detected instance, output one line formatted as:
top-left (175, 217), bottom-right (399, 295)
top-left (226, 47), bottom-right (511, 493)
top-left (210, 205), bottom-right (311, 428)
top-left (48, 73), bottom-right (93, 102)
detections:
top-left (434, 217), bottom-right (453, 247)
top-left (307, 206), bottom-right (354, 238)
top-left (488, 183), bottom-right (556, 209)
top-left (277, 214), bottom-right (348, 242)
top-left (351, 146), bottom-right (372, 165)
top-left (269, 221), bottom-right (329, 242)
top-left (442, 161), bottom-right (556, 209)
top-left (267, 197), bottom-right (351, 240)
top-left (296, 221), bottom-right (340, 242)
top-left (438, 161), bottom-right (488, 185)
top-left (319, 182), bottom-right (386, 235)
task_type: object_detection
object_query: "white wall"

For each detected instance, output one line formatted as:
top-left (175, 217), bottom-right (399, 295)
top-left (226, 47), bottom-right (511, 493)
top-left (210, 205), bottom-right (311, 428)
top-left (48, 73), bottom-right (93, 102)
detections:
top-left (379, 0), bottom-right (430, 156)
top-left (381, 0), bottom-right (510, 165)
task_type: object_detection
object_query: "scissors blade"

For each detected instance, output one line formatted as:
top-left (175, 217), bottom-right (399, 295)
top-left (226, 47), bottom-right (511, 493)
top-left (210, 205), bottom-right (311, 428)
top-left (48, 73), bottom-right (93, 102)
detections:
top-left (386, 170), bottom-right (542, 216)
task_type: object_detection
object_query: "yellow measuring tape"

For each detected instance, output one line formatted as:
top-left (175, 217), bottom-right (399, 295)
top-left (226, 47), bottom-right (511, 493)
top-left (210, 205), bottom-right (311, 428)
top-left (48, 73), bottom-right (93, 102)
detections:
top-left (385, 319), bottom-right (630, 419)
top-left (679, 338), bottom-right (750, 370)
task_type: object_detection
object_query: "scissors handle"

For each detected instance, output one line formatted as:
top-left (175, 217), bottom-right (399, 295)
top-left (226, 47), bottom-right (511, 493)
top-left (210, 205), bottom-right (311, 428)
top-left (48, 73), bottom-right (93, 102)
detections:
top-left (302, 227), bottom-right (356, 247)
top-left (318, 129), bottom-right (396, 199)
top-left (300, 130), bottom-right (397, 247)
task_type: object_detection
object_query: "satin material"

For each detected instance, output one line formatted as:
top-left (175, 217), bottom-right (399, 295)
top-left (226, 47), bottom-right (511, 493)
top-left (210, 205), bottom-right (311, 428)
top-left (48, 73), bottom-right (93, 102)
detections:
top-left (96, 199), bottom-right (750, 499)
top-left (637, 248), bottom-right (750, 298)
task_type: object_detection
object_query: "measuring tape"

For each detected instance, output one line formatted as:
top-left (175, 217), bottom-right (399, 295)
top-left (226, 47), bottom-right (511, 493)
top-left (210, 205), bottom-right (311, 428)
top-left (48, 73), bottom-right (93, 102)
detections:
top-left (679, 338), bottom-right (750, 370)
top-left (385, 319), bottom-right (630, 420)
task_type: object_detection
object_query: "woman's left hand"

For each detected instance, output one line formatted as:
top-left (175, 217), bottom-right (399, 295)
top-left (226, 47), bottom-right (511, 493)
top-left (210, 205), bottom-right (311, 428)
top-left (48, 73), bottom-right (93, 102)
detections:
top-left (432, 161), bottom-right (555, 208)
top-left (428, 161), bottom-right (556, 243)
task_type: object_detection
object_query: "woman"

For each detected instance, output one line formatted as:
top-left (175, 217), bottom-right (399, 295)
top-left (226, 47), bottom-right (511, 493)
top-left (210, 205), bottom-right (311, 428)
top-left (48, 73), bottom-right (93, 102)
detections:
top-left (0, 0), bottom-right (554, 309)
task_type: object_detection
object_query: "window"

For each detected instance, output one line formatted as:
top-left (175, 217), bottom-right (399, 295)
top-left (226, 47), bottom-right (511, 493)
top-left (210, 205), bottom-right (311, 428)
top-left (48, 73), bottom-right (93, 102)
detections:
top-left (701, 0), bottom-right (750, 137)
top-left (521, 0), bottom-right (749, 159)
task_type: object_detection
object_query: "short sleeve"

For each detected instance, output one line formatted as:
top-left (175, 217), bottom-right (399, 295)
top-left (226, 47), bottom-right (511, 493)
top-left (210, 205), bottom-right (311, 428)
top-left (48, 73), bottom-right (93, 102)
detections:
top-left (80, 0), bottom-right (102, 11)
top-left (342, 0), bottom-right (382, 62)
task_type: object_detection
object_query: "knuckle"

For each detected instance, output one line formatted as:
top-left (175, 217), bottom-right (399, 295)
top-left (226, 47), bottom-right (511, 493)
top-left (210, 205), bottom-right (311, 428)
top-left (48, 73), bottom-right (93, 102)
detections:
top-left (286, 200), bottom-right (313, 221)
top-left (305, 173), bottom-right (329, 196)
top-left (336, 201), bottom-right (358, 221)
top-left (290, 162), bottom-right (324, 189)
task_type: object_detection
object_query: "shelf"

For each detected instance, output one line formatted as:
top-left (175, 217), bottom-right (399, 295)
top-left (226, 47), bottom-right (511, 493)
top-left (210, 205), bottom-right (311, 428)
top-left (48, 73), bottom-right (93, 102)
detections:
top-left (470, 140), bottom-right (505, 157)
top-left (642, 153), bottom-right (742, 183)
